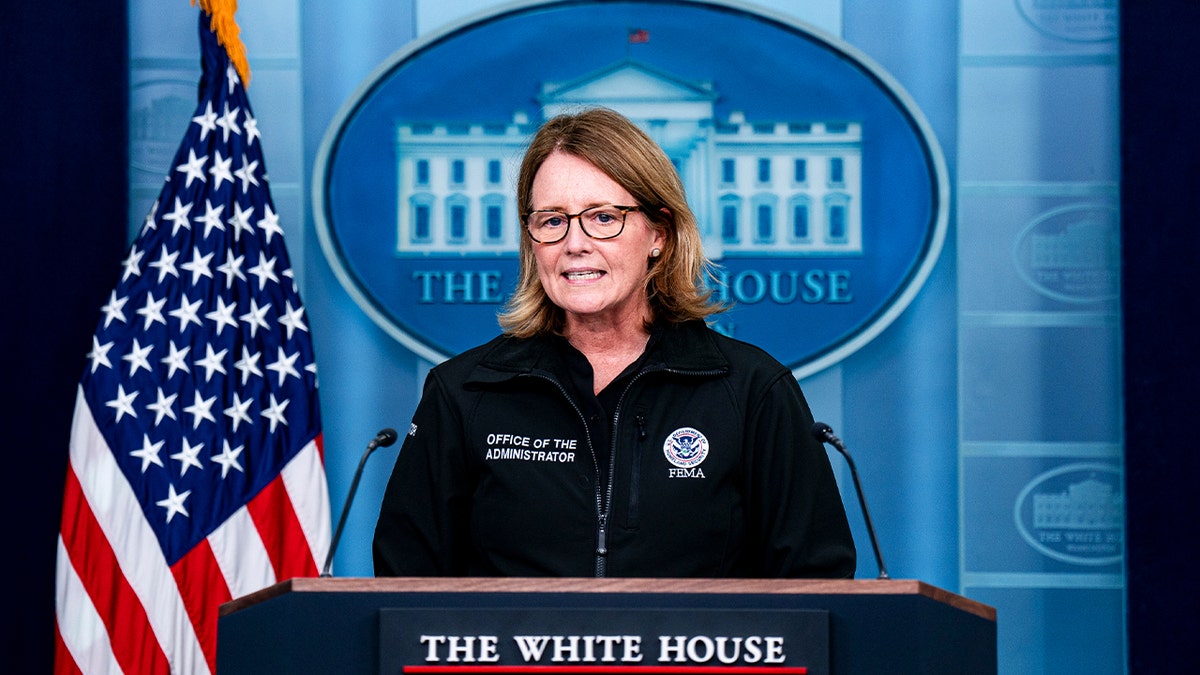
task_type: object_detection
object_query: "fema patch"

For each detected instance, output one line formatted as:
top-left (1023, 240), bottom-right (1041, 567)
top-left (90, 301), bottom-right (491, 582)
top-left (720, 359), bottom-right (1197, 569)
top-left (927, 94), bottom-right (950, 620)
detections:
top-left (664, 427), bottom-right (709, 469)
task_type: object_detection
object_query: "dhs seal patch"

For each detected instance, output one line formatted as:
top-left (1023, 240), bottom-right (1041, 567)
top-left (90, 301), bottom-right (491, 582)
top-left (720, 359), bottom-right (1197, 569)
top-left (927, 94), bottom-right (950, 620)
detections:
top-left (664, 428), bottom-right (709, 479)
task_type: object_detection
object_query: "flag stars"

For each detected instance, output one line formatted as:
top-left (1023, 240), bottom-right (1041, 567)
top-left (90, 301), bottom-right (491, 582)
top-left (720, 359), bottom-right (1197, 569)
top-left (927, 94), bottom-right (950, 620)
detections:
top-left (195, 343), bottom-right (229, 382)
top-left (175, 149), bottom-right (208, 188)
top-left (121, 245), bottom-right (144, 282)
top-left (277, 300), bottom-right (308, 340)
top-left (145, 387), bottom-right (179, 426)
top-left (212, 439), bottom-right (245, 478)
top-left (283, 268), bottom-right (299, 294)
top-left (224, 392), bottom-right (254, 432)
top-left (148, 245), bottom-right (182, 284)
top-left (171, 438), bottom-right (205, 477)
top-left (191, 101), bottom-right (219, 141)
top-left (216, 102), bottom-right (242, 142)
top-left (205, 295), bottom-right (239, 335)
top-left (209, 150), bottom-right (234, 190)
top-left (168, 295), bottom-right (204, 333)
top-left (235, 154), bottom-right (260, 192)
top-left (267, 346), bottom-right (301, 385)
top-left (234, 346), bottom-right (263, 384)
top-left (225, 62), bottom-right (241, 95)
top-left (217, 251), bottom-right (246, 289)
top-left (195, 199), bottom-right (226, 239)
top-left (229, 202), bottom-right (256, 241)
top-left (261, 393), bottom-right (290, 433)
top-left (248, 252), bottom-right (279, 290)
top-left (106, 385), bottom-right (139, 423)
top-left (183, 390), bottom-right (217, 429)
top-left (257, 204), bottom-right (283, 244)
top-left (161, 341), bottom-right (191, 379)
top-left (130, 433), bottom-right (166, 473)
top-left (136, 292), bottom-right (168, 330)
top-left (240, 298), bottom-right (272, 338)
top-left (160, 198), bottom-right (194, 238)
top-left (180, 248), bottom-right (214, 285)
top-left (244, 113), bottom-right (261, 146)
top-left (140, 200), bottom-right (160, 237)
top-left (122, 338), bottom-right (154, 377)
top-left (156, 484), bottom-right (191, 523)
top-left (100, 291), bottom-right (128, 328)
top-left (88, 336), bottom-right (114, 373)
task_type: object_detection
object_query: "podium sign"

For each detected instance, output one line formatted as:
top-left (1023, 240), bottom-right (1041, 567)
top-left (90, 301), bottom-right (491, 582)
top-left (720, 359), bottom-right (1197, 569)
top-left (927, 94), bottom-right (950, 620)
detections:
top-left (218, 578), bottom-right (995, 674)
top-left (380, 606), bottom-right (829, 673)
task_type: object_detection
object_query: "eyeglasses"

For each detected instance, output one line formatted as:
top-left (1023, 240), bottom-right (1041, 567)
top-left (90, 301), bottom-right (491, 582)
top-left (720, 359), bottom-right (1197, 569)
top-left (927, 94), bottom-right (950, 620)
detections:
top-left (522, 204), bottom-right (641, 244)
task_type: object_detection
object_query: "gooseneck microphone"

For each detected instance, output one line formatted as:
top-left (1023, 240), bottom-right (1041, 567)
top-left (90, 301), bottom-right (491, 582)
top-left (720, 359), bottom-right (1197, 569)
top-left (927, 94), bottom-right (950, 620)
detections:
top-left (321, 428), bottom-right (399, 577)
top-left (811, 422), bottom-right (889, 580)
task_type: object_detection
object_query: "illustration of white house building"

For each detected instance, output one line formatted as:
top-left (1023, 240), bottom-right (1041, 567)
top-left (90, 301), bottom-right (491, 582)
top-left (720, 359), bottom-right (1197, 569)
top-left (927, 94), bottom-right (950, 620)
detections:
top-left (394, 59), bottom-right (863, 259)
top-left (1033, 478), bottom-right (1124, 530)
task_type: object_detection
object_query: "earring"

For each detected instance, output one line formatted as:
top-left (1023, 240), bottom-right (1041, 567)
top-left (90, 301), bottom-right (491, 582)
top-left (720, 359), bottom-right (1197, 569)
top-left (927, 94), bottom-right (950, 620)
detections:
top-left (650, 248), bottom-right (661, 258)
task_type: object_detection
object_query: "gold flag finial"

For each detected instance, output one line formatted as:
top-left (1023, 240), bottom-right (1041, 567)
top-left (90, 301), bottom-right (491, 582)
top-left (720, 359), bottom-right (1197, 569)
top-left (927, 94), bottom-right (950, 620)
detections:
top-left (192, 0), bottom-right (251, 85)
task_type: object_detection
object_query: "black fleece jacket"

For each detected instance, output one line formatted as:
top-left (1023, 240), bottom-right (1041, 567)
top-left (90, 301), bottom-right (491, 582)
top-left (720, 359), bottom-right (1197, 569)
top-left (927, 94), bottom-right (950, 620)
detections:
top-left (373, 320), bottom-right (856, 578)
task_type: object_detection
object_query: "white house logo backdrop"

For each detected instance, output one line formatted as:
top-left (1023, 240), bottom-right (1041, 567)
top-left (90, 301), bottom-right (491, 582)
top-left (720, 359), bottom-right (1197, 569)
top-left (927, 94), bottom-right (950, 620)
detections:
top-left (315, 0), bottom-right (948, 374)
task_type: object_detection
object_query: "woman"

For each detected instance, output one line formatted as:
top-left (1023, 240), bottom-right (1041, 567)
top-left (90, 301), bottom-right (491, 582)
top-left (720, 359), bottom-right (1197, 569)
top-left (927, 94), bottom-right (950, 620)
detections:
top-left (373, 108), bottom-right (856, 578)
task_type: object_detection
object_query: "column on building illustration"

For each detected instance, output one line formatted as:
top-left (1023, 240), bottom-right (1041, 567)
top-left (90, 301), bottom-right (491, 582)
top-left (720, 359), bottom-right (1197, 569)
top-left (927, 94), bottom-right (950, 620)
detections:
top-left (394, 115), bottom-right (533, 255)
top-left (392, 59), bottom-right (863, 261)
top-left (711, 114), bottom-right (863, 258)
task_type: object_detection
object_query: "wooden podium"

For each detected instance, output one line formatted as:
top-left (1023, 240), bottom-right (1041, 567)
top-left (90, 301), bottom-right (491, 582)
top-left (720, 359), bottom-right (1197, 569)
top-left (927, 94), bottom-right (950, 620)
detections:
top-left (218, 577), bottom-right (995, 674)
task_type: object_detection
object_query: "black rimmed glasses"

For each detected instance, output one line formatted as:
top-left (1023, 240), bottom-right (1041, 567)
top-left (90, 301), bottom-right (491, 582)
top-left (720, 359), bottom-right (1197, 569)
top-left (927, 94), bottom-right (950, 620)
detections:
top-left (522, 204), bottom-right (641, 244)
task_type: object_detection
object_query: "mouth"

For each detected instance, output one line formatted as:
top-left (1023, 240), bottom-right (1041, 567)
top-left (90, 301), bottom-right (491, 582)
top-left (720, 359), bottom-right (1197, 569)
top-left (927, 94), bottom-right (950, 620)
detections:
top-left (563, 270), bottom-right (604, 282)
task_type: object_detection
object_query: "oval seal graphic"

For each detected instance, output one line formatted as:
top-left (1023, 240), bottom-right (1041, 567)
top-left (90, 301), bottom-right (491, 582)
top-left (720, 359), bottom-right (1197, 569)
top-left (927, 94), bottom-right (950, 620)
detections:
top-left (1013, 202), bottom-right (1118, 303)
top-left (1013, 462), bottom-right (1123, 566)
top-left (131, 79), bottom-right (204, 178)
top-left (1015, 0), bottom-right (1118, 43)
top-left (315, 0), bottom-right (948, 375)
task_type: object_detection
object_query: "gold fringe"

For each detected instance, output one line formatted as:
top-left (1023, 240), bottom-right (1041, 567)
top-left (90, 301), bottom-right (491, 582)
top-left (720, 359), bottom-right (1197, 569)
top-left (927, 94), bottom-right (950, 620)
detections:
top-left (192, 0), bottom-right (251, 86)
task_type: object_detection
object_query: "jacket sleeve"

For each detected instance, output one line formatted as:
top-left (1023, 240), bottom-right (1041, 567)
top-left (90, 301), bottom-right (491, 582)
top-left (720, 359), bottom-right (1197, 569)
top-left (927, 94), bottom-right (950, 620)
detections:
top-left (743, 371), bottom-right (857, 578)
top-left (372, 368), bottom-right (474, 576)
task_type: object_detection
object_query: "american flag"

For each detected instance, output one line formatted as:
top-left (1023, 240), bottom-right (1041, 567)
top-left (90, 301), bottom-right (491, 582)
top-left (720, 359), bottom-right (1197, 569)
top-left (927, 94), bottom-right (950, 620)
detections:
top-left (54, 10), bottom-right (329, 675)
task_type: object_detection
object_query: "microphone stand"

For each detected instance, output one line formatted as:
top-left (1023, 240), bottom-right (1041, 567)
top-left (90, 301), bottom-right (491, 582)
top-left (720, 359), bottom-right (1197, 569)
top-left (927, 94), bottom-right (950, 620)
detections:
top-left (812, 422), bottom-right (889, 580)
top-left (321, 428), bottom-right (398, 578)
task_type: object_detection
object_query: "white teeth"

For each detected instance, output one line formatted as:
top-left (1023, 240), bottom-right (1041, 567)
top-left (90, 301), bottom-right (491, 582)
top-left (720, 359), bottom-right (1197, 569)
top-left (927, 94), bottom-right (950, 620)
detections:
top-left (565, 271), bottom-right (602, 280)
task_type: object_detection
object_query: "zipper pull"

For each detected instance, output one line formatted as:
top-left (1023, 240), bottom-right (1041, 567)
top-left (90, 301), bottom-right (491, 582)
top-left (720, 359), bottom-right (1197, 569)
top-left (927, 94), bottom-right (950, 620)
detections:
top-left (596, 513), bottom-right (609, 556)
top-left (636, 414), bottom-right (647, 440)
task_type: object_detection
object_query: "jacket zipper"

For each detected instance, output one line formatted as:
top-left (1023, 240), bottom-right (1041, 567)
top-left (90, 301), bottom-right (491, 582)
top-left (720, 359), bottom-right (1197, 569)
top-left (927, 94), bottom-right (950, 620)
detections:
top-left (601, 368), bottom-right (667, 573)
top-left (525, 365), bottom-right (725, 576)
top-left (525, 373), bottom-right (609, 576)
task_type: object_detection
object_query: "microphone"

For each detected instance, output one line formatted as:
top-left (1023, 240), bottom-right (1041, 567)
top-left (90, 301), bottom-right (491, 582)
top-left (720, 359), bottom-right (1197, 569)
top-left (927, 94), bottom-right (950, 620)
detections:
top-left (811, 422), bottom-right (889, 580)
top-left (321, 428), bottom-right (399, 577)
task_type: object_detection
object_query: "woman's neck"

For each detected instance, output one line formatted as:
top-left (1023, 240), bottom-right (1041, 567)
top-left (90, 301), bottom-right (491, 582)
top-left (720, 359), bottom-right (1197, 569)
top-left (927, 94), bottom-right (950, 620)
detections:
top-left (564, 315), bottom-right (652, 394)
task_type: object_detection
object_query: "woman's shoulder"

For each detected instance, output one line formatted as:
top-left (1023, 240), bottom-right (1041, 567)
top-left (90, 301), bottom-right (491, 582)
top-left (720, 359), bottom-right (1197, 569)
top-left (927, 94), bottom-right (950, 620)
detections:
top-left (670, 320), bottom-right (789, 372)
top-left (429, 333), bottom-right (550, 382)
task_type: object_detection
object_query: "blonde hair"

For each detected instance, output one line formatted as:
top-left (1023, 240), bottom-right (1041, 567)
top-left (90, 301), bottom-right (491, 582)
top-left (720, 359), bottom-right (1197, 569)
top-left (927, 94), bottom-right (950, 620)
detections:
top-left (499, 108), bottom-right (724, 337)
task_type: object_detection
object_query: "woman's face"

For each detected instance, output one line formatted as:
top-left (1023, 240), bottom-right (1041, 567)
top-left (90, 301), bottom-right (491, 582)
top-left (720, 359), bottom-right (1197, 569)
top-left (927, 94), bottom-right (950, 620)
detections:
top-left (529, 151), bottom-right (664, 332)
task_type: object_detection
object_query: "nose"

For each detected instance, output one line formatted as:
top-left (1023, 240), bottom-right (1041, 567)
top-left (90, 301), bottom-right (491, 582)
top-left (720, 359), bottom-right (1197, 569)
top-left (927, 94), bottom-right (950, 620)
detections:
top-left (560, 214), bottom-right (593, 252)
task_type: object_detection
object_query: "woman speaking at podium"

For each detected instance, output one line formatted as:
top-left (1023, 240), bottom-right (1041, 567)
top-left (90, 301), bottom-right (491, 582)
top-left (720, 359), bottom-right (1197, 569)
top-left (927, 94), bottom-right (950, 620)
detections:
top-left (373, 108), bottom-right (855, 579)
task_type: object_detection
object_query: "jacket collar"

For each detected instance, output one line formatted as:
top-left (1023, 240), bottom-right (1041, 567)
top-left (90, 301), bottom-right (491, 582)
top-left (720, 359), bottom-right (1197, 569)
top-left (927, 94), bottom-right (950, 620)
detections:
top-left (467, 320), bottom-right (729, 386)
